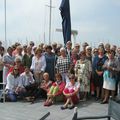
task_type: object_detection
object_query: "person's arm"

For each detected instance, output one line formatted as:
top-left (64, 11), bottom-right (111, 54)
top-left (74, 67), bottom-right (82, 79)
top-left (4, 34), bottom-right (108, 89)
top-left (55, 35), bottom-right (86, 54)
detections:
top-left (69, 83), bottom-right (80, 97)
top-left (30, 56), bottom-right (35, 71)
top-left (41, 55), bottom-right (46, 72)
top-left (6, 74), bottom-right (13, 90)
top-left (54, 82), bottom-right (65, 96)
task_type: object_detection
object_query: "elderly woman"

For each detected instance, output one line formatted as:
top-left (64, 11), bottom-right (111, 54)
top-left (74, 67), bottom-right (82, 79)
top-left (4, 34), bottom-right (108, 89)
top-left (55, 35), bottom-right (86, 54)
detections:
top-left (8, 57), bottom-right (25, 75)
top-left (44, 73), bottom-right (65, 106)
top-left (3, 47), bottom-right (14, 84)
top-left (56, 47), bottom-right (70, 83)
top-left (30, 48), bottom-right (46, 84)
top-left (44, 45), bottom-right (56, 82)
top-left (25, 72), bottom-right (52, 103)
top-left (5, 65), bottom-right (21, 102)
top-left (85, 46), bottom-right (92, 62)
top-left (92, 47), bottom-right (108, 101)
top-left (22, 46), bottom-right (34, 68)
top-left (61, 74), bottom-right (80, 110)
top-left (75, 51), bottom-right (92, 100)
top-left (102, 50), bottom-right (119, 104)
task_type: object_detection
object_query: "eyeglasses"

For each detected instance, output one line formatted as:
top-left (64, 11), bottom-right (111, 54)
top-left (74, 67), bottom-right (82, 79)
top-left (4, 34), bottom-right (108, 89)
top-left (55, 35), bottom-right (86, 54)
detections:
top-left (87, 49), bottom-right (92, 51)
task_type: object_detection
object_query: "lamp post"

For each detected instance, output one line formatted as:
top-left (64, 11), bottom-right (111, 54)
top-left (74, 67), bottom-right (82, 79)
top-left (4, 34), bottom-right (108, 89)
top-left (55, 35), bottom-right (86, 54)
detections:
top-left (4, 0), bottom-right (7, 47)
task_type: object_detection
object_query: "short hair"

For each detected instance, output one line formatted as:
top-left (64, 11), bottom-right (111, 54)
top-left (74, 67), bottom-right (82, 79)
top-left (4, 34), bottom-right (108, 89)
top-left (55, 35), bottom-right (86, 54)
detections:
top-left (46, 45), bottom-right (52, 50)
top-left (109, 49), bottom-right (116, 56)
top-left (35, 48), bottom-right (42, 54)
top-left (55, 73), bottom-right (62, 80)
top-left (60, 47), bottom-right (66, 52)
top-left (80, 51), bottom-right (86, 56)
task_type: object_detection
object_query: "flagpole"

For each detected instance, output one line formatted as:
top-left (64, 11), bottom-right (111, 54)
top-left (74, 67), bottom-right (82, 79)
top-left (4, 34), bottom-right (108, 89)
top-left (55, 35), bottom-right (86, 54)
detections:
top-left (49, 0), bottom-right (52, 45)
top-left (4, 0), bottom-right (7, 48)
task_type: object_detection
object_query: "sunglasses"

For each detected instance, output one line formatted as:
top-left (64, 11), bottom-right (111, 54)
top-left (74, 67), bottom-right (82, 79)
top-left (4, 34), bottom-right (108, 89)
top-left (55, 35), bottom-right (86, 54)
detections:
top-left (14, 69), bottom-right (18, 70)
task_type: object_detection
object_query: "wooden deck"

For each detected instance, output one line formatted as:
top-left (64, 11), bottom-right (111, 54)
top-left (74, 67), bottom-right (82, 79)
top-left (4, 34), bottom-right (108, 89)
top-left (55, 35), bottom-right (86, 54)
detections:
top-left (0, 99), bottom-right (108, 120)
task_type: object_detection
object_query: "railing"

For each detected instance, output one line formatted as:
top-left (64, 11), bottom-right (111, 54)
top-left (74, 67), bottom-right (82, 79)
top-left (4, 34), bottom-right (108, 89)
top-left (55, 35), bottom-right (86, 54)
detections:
top-left (72, 97), bottom-right (120, 120)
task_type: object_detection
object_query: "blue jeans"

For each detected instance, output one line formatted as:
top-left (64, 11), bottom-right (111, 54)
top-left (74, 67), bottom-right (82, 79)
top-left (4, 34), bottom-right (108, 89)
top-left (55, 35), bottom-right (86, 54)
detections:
top-left (7, 90), bottom-right (17, 102)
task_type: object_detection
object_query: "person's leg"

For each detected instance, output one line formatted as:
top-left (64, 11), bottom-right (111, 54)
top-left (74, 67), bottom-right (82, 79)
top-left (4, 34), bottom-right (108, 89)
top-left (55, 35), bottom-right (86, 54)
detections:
top-left (52, 86), bottom-right (59, 95)
top-left (48, 86), bottom-right (55, 95)
top-left (61, 98), bottom-right (70, 109)
top-left (111, 90), bottom-right (115, 98)
top-left (8, 91), bottom-right (17, 102)
top-left (101, 89), bottom-right (109, 103)
top-left (101, 88), bottom-right (105, 100)
top-left (39, 89), bottom-right (47, 99)
top-left (96, 87), bottom-right (100, 99)
top-left (64, 98), bottom-right (70, 107)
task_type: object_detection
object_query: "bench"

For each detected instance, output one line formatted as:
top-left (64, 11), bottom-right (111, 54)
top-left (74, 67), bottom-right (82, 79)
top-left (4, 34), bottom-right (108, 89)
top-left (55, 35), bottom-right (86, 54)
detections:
top-left (72, 97), bottom-right (120, 120)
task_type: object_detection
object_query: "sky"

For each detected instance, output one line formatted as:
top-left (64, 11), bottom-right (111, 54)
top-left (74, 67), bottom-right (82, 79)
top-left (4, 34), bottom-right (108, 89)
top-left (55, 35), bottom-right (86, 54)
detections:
top-left (0, 0), bottom-right (120, 47)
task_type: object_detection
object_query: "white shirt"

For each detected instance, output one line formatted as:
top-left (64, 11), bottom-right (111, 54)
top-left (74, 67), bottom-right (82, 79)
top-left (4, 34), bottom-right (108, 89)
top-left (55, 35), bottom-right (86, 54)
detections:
top-left (19, 72), bottom-right (35, 88)
top-left (65, 82), bottom-right (80, 91)
top-left (6, 73), bottom-right (20, 92)
top-left (30, 55), bottom-right (46, 72)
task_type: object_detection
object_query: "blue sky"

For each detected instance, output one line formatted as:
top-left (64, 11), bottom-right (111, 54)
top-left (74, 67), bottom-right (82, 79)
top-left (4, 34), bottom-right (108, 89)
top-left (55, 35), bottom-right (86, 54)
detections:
top-left (0, 0), bottom-right (120, 47)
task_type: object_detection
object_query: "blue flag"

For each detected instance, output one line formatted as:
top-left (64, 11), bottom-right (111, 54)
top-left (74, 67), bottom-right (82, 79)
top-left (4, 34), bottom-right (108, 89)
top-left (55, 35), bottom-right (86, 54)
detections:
top-left (60, 0), bottom-right (71, 45)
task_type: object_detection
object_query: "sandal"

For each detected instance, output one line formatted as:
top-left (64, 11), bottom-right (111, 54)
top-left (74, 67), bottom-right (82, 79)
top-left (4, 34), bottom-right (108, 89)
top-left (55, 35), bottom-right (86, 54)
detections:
top-left (44, 101), bottom-right (52, 106)
top-left (68, 105), bottom-right (75, 109)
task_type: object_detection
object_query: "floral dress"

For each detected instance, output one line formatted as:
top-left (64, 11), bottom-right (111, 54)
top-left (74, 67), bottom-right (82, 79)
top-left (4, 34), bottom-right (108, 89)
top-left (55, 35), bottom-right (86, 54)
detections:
top-left (75, 59), bottom-right (92, 92)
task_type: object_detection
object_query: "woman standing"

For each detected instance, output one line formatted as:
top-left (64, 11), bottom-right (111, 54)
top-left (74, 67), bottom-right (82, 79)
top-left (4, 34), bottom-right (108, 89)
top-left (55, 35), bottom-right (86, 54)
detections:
top-left (56, 47), bottom-right (70, 83)
top-left (22, 46), bottom-right (34, 68)
top-left (30, 48), bottom-right (46, 84)
top-left (0, 47), bottom-right (5, 89)
top-left (3, 47), bottom-right (14, 84)
top-left (102, 50), bottom-right (119, 103)
top-left (92, 47), bottom-right (108, 100)
top-left (44, 45), bottom-right (56, 82)
top-left (75, 51), bottom-right (92, 100)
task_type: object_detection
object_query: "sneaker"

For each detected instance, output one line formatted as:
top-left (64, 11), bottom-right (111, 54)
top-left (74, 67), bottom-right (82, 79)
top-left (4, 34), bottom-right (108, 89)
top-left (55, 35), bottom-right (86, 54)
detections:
top-left (95, 97), bottom-right (99, 101)
top-left (100, 101), bottom-right (108, 104)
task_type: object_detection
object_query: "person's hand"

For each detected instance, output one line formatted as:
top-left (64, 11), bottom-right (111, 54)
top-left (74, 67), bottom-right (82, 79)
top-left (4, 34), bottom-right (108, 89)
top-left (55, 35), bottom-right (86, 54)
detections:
top-left (97, 71), bottom-right (103, 76)
top-left (107, 66), bottom-right (112, 71)
top-left (66, 94), bottom-right (72, 97)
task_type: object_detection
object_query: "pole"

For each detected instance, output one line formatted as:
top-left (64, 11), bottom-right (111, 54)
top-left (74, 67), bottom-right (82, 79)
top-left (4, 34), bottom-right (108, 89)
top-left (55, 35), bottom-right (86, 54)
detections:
top-left (49, 0), bottom-right (52, 45)
top-left (4, 0), bottom-right (7, 48)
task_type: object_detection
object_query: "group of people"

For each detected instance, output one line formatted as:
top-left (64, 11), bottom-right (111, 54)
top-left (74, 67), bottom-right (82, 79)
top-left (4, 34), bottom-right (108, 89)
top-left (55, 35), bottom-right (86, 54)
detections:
top-left (0, 40), bottom-right (120, 110)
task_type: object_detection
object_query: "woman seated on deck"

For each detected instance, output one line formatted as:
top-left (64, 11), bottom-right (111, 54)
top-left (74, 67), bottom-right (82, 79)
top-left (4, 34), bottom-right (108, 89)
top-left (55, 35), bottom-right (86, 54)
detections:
top-left (17, 66), bottom-right (35, 98)
top-left (5, 65), bottom-right (21, 102)
top-left (44, 73), bottom-right (65, 106)
top-left (61, 74), bottom-right (80, 110)
top-left (25, 72), bottom-right (53, 103)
